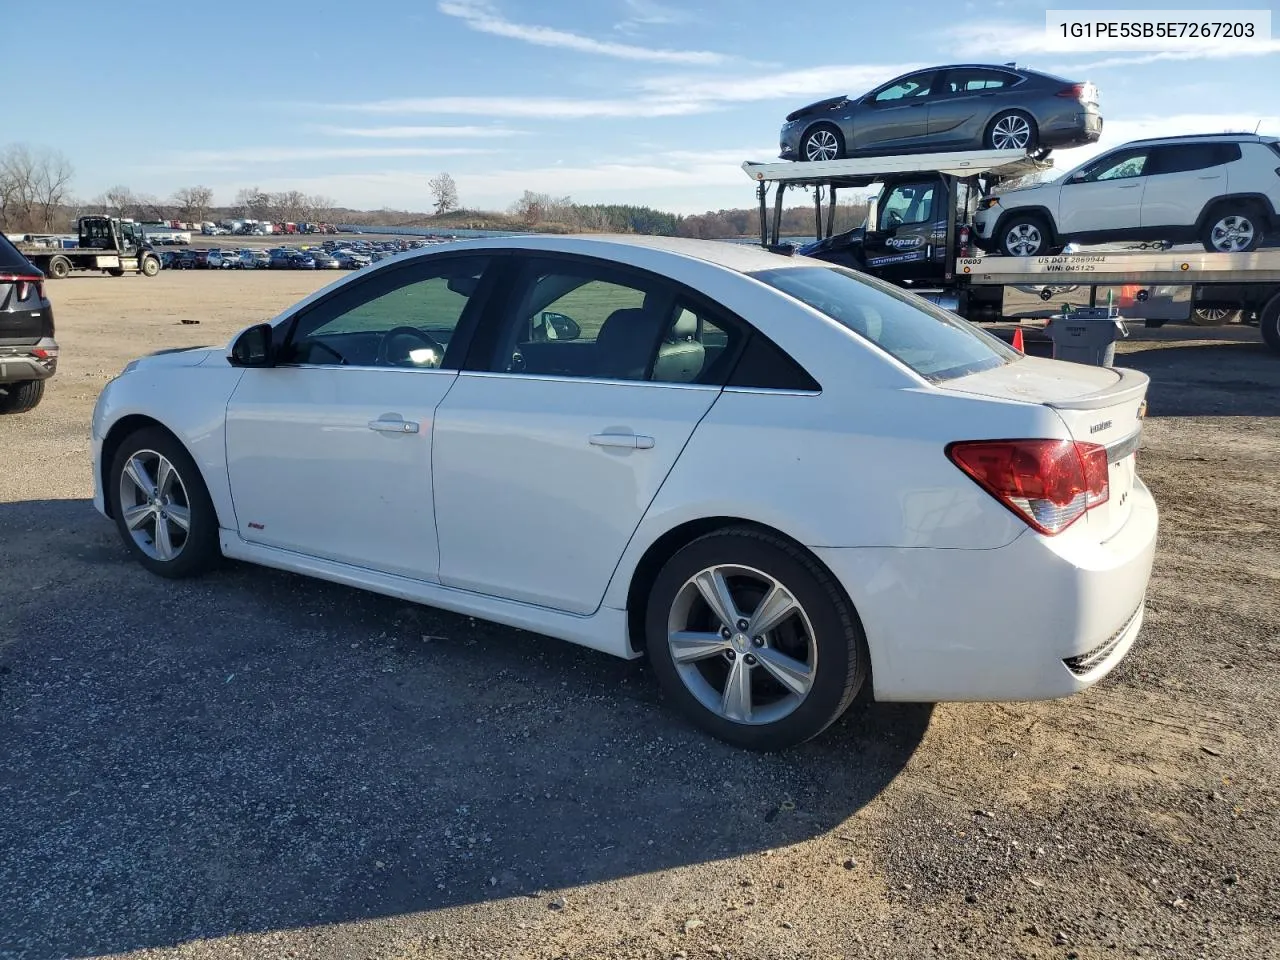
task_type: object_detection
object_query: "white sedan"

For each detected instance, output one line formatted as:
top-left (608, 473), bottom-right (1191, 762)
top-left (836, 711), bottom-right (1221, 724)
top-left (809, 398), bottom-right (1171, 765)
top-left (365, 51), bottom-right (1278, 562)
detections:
top-left (90, 235), bottom-right (1158, 750)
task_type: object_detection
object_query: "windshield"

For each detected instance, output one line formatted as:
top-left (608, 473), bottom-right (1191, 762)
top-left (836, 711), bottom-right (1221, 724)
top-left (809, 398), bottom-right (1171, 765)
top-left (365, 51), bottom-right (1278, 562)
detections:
top-left (749, 264), bottom-right (1018, 382)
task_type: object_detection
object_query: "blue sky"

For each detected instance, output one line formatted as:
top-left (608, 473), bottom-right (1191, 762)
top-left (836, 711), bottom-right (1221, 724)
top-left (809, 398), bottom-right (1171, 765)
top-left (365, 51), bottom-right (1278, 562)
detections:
top-left (15, 0), bottom-right (1280, 214)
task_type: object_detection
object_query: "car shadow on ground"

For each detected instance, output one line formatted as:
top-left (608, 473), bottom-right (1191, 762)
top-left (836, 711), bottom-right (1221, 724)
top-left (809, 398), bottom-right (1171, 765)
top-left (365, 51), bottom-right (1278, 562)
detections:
top-left (0, 498), bottom-right (933, 959)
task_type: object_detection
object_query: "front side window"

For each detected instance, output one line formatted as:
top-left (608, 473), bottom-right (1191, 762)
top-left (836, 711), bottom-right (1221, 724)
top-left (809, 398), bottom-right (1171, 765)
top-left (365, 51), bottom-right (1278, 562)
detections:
top-left (879, 182), bottom-right (937, 229)
top-left (873, 71), bottom-right (938, 102)
top-left (280, 255), bottom-right (491, 368)
top-left (749, 264), bottom-right (1017, 382)
top-left (1077, 150), bottom-right (1149, 182)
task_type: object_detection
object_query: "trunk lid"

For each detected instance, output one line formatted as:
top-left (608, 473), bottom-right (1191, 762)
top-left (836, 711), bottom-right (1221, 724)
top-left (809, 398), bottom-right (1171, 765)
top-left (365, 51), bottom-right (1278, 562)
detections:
top-left (943, 355), bottom-right (1148, 540)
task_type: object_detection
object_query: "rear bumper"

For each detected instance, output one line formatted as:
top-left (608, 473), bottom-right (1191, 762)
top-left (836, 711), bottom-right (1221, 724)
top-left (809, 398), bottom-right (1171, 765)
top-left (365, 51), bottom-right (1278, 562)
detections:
top-left (814, 474), bottom-right (1159, 702)
top-left (1039, 109), bottom-right (1103, 149)
top-left (0, 337), bottom-right (58, 383)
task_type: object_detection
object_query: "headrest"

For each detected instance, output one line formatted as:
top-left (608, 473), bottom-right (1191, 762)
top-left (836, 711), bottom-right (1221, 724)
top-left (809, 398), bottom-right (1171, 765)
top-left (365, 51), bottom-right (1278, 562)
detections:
top-left (669, 309), bottom-right (698, 340)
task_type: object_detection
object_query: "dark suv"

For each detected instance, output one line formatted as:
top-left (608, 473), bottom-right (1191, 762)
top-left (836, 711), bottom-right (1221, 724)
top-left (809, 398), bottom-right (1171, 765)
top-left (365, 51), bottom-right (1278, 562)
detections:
top-left (0, 234), bottom-right (57, 414)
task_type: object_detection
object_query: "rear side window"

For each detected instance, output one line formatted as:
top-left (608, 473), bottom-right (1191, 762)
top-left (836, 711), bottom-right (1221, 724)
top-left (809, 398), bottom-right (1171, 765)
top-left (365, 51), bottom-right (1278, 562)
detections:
top-left (749, 265), bottom-right (1018, 382)
top-left (0, 234), bottom-right (37, 274)
top-left (1148, 143), bottom-right (1232, 175)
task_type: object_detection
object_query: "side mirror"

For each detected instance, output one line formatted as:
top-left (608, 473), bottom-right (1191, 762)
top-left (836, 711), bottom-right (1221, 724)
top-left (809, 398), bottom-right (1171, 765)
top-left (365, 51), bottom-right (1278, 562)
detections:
top-left (538, 311), bottom-right (581, 341)
top-left (866, 195), bottom-right (880, 231)
top-left (228, 322), bottom-right (275, 367)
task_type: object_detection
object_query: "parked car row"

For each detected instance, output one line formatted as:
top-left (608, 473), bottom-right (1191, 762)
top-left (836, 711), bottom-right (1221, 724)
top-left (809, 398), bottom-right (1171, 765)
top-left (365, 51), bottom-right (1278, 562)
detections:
top-left (156, 236), bottom-right (460, 272)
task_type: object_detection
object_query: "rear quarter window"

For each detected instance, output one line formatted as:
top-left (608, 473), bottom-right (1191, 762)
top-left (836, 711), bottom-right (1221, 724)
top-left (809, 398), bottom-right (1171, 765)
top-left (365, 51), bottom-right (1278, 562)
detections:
top-left (749, 264), bottom-right (1018, 382)
top-left (0, 234), bottom-right (38, 274)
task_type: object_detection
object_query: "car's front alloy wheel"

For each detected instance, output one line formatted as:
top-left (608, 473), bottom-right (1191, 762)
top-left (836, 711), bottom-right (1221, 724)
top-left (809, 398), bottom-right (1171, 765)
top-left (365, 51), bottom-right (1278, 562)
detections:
top-left (801, 125), bottom-right (844, 162)
top-left (1000, 216), bottom-right (1048, 257)
top-left (645, 528), bottom-right (867, 750)
top-left (109, 427), bottom-right (222, 578)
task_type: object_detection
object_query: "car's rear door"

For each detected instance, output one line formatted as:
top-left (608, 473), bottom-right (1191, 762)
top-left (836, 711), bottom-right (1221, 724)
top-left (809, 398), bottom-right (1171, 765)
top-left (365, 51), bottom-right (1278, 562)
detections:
top-left (1140, 142), bottom-right (1234, 233)
top-left (430, 254), bottom-right (738, 615)
top-left (926, 67), bottom-right (1022, 148)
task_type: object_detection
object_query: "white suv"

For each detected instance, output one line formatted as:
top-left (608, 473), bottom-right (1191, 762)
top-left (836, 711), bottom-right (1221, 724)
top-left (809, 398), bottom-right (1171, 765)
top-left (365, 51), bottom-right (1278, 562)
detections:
top-left (974, 133), bottom-right (1280, 256)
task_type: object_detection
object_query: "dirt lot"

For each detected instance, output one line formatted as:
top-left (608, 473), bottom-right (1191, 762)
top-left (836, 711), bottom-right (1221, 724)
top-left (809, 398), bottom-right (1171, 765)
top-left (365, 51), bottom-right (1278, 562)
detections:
top-left (2, 272), bottom-right (1278, 960)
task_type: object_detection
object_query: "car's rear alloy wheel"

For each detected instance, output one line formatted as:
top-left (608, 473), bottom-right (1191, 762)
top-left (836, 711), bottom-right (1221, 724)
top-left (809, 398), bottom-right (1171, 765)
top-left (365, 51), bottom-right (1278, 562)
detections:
top-left (986, 112), bottom-right (1036, 151)
top-left (645, 528), bottom-right (867, 750)
top-left (109, 427), bottom-right (222, 578)
top-left (1000, 216), bottom-right (1048, 257)
top-left (1202, 211), bottom-right (1262, 253)
top-left (1191, 307), bottom-right (1242, 326)
top-left (801, 125), bottom-right (844, 162)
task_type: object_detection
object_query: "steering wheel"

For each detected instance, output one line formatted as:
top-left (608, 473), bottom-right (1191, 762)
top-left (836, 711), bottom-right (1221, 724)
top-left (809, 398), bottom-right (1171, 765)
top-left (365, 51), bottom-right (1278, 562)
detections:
top-left (886, 209), bottom-right (904, 227)
top-left (377, 325), bottom-right (445, 367)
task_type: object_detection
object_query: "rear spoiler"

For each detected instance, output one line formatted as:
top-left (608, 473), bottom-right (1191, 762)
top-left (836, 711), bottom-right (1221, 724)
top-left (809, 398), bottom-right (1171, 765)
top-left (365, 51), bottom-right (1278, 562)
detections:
top-left (1044, 366), bottom-right (1150, 411)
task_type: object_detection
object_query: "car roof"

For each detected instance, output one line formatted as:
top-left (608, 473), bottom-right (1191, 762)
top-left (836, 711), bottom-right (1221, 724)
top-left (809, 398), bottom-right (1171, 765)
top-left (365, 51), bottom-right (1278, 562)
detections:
top-left (413, 233), bottom-right (811, 276)
top-left (1120, 131), bottom-right (1277, 146)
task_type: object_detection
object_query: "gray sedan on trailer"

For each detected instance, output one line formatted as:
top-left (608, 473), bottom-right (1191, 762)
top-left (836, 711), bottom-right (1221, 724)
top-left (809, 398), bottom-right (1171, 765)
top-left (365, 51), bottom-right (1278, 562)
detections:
top-left (779, 63), bottom-right (1102, 162)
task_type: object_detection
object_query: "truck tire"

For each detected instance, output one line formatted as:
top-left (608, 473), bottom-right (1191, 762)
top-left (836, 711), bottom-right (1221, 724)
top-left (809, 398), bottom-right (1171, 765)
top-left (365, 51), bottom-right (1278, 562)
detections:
top-left (1261, 292), bottom-right (1280, 353)
top-left (47, 256), bottom-right (71, 279)
top-left (0, 379), bottom-right (45, 414)
top-left (140, 256), bottom-right (160, 277)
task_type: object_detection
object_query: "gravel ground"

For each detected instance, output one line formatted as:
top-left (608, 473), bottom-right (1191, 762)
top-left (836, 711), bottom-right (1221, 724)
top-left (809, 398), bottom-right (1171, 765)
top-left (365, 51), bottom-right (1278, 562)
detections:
top-left (1, 272), bottom-right (1278, 960)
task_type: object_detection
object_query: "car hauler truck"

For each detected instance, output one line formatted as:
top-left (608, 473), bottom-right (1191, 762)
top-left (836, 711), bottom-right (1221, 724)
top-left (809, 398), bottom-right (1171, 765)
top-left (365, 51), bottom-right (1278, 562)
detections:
top-left (16, 216), bottom-right (161, 279)
top-left (743, 149), bottom-right (1280, 353)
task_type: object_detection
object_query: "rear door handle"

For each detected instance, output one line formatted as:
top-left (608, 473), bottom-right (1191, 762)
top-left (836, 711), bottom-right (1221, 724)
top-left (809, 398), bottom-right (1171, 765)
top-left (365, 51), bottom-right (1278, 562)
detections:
top-left (590, 433), bottom-right (654, 449)
top-left (369, 417), bottom-right (419, 434)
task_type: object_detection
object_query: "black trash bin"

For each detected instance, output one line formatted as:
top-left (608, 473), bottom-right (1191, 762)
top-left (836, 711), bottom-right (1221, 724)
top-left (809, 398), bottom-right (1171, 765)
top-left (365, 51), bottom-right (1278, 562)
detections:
top-left (1044, 306), bottom-right (1129, 367)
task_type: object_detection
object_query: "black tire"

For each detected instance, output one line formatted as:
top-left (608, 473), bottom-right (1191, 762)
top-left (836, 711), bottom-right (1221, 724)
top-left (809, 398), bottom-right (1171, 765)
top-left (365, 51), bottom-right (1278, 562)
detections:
top-left (107, 268), bottom-right (125, 277)
top-left (107, 426), bottom-right (222, 579)
top-left (1191, 307), bottom-right (1242, 326)
top-left (0, 379), bottom-right (45, 414)
top-left (800, 123), bottom-right (845, 163)
top-left (644, 527), bottom-right (869, 751)
top-left (998, 212), bottom-right (1052, 257)
top-left (984, 110), bottom-right (1038, 152)
top-left (1261, 292), bottom-right (1280, 353)
top-left (1200, 204), bottom-right (1264, 253)
top-left (47, 256), bottom-right (71, 279)
top-left (141, 256), bottom-right (161, 277)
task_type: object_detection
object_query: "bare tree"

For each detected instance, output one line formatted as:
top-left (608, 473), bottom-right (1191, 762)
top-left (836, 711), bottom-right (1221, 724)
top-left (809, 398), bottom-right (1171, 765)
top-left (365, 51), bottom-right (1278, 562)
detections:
top-left (29, 147), bottom-right (73, 231)
top-left (173, 185), bottom-right (214, 223)
top-left (305, 194), bottom-right (336, 221)
top-left (428, 172), bottom-right (459, 215)
top-left (100, 185), bottom-right (134, 219)
top-left (511, 190), bottom-right (548, 228)
top-left (233, 186), bottom-right (270, 219)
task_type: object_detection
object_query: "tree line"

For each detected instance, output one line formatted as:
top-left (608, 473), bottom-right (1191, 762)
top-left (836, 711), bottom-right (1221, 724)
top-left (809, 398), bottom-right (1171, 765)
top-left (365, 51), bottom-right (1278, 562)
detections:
top-left (1, 144), bottom-right (872, 241)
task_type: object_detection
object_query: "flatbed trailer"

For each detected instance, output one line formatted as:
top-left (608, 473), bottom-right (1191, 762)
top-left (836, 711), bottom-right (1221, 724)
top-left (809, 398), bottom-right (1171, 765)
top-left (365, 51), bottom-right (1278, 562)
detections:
top-left (745, 150), bottom-right (1280, 353)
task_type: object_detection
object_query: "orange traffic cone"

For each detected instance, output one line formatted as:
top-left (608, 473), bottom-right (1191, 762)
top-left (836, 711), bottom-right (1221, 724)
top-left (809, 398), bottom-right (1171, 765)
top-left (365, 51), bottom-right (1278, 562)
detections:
top-left (1012, 326), bottom-right (1025, 352)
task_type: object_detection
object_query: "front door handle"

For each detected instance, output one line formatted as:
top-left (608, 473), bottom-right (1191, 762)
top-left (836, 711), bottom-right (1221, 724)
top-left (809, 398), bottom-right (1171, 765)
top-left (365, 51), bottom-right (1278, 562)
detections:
top-left (590, 432), bottom-right (654, 449)
top-left (369, 417), bottom-right (419, 434)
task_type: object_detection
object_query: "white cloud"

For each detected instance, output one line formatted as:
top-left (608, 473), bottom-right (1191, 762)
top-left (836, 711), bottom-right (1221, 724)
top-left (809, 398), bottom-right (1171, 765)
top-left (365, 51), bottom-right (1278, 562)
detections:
top-left (437, 0), bottom-right (729, 65)
top-left (312, 124), bottom-right (525, 139)
top-left (163, 145), bottom-right (499, 169)
top-left (318, 95), bottom-right (709, 119)
top-left (614, 0), bottom-right (694, 32)
top-left (636, 63), bottom-right (924, 105)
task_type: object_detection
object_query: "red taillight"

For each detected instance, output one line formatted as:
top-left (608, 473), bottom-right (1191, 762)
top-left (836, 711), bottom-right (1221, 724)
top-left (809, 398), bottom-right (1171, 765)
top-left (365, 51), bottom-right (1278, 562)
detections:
top-left (946, 438), bottom-right (1110, 536)
top-left (0, 274), bottom-right (44, 301)
top-left (1056, 83), bottom-right (1085, 99)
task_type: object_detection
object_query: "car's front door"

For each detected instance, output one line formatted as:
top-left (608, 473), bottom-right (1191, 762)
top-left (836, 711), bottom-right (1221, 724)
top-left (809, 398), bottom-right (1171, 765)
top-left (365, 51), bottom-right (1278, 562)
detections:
top-left (431, 255), bottom-right (742, 615)
top-left (851, 70), bottom-right (940, 152)
top-left (223, 253), bottom-right (497, 581)
top-left (861, 178), bottom-right (945, 283)
top-left (1055, 147), bottom-right (1151, 238)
